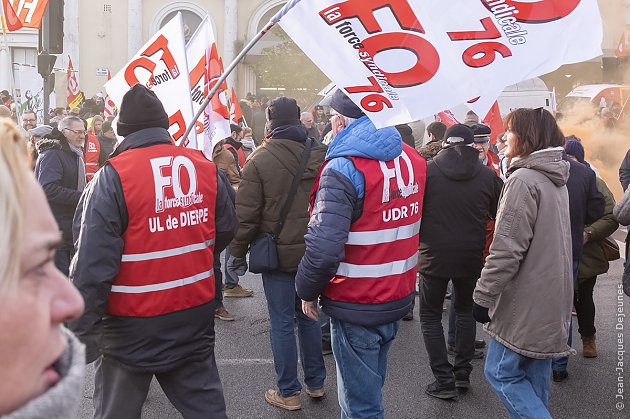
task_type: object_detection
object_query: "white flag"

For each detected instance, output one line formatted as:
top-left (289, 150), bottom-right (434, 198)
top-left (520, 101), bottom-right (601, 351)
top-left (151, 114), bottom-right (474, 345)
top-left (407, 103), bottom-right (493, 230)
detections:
top-left (104, 13), bottom-right (196, 147)
top-left (279, 0), bottom-right (603, 128)
top-left (185, 16), bottom-right (231, 158)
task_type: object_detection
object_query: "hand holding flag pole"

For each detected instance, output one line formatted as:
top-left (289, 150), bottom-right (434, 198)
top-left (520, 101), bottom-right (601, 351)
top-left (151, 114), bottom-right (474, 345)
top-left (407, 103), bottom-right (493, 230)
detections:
top-left (180, 0), bottom-right (301, 144)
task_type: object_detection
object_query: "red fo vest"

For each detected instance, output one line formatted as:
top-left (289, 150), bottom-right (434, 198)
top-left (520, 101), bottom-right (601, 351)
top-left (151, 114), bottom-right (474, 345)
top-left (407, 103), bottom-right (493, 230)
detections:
top-left (224, 143), bottom-right (246, 168)
top-left (84, 132), bottom-right (101, 181)
top-left (319, 144), bottom-right (427, 304)
top-left (107, 144), bottom-right (218, 317)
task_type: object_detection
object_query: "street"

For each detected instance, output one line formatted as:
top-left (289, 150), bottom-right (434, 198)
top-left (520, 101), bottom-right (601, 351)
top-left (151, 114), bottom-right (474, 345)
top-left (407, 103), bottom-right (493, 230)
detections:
top-left (77, 229), bottom-right (629, 419)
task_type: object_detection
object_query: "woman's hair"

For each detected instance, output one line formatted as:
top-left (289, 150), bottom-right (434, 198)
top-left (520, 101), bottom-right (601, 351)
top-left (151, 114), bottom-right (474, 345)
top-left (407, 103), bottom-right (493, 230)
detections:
top-left (0, 118), bottom-right (29, 293)
top-left (89, 115), bottom-right (104, 134)
top-left (504, 108), bottom-right (565, 157)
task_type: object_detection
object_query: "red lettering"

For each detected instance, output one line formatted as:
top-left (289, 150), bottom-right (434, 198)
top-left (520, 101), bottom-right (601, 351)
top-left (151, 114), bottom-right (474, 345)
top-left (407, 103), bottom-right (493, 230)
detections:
top-left (123, 35), bottom-right (179, 88)
top-left (361, 32), bottom-right (440, 87)
top-left (345, 76), bottom-right (384, 94)
top-left (447, 17), bottom-right (501, 41)
top-left (320, 0), bottom-right (424, 34)
top-left (360, 93), bottom-right (393, 112)
top-left (462, 42), bottom-right (512, 68)
top-left (483, 0), bottom-right (581, 24)
top-left (169, 110), bottom-right (186, 146)
top-left (189, 56), bottom-right (205, 88)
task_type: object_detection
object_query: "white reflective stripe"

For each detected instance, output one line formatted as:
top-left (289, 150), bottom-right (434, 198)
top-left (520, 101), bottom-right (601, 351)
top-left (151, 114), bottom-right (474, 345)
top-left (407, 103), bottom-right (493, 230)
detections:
top-left (336, 252), bottom-right (418, 278)
top-left (121, 239), bottom-right (215, 262)
top-left (111, 269), bottom-right (213, 294)
top-left (346, 221), bottom-right (420, 246)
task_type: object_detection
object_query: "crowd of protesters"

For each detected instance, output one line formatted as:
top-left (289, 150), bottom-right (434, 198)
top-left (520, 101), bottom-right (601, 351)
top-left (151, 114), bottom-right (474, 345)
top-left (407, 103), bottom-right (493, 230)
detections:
top-left (0, 83), bottom-right (629, 419)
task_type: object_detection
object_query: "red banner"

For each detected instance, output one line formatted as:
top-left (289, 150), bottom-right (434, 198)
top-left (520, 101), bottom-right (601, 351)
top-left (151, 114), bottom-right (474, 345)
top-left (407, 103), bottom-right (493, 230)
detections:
top-left (66, 57), bottom-right (83, 109)
top-left (482, 101), bottom-right (503, 144)
top-left (2, 0), bottom-right (49, 31)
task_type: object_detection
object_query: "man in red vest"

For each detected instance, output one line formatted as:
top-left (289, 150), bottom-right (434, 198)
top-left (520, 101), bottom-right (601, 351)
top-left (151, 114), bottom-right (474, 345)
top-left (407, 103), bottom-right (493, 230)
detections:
top-left (83, 128), bottom-right (101, 182)
top-left (68, 85), bottom-right (237, 419)
top-left (296, 90), bottom-right (427, 418)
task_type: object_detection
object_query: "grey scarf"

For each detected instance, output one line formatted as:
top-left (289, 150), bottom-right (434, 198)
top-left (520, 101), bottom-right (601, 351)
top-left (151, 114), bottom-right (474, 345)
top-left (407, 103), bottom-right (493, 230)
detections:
top-left (4, 328), bottom-right (86, 419)
top-left (68, 143), bottom-right (86, 191)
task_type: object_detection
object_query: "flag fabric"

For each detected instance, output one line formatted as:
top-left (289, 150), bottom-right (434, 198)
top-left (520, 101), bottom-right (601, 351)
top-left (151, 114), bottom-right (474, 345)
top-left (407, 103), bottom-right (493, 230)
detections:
top-left (185, 15), bottom-right (230, 156)
top-left (103, 70), bottom-right (116, 119)
top-left (66, 57), bottom-right (84, 109)
top-left (229, 87), bottom-right (243, 124)
top-left (436, 110), bottom-right (458, 127)
top-left (278, 0), bottom-right (603, 128)
top-left (1, 0), bottom-right (49, 31)
top-left (105, 13), bottom-right (196, 147)
top-left (616, 33), bottom-right (627, 58)
top-left (481, 101), bottom-right (503, 144)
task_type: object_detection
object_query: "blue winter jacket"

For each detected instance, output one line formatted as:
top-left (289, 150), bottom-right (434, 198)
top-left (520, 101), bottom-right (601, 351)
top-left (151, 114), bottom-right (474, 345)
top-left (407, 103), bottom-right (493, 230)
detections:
top-left (295, 116), bottom-right (414, 326)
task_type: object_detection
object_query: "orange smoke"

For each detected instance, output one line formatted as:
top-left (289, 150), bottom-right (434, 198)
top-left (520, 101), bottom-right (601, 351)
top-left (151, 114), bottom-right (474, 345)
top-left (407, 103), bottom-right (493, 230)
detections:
top-left (558, 102), bottom-right (629, 201)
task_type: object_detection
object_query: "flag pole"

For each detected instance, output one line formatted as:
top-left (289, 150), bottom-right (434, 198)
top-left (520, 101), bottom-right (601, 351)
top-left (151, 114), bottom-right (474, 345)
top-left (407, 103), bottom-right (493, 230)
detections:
top-left (180, 0), bottom-right (301, 143)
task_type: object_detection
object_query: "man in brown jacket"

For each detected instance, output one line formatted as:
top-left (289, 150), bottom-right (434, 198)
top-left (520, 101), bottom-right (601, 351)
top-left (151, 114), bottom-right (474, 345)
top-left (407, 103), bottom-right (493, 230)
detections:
top-left (228, 97), bottom-right (327, 411)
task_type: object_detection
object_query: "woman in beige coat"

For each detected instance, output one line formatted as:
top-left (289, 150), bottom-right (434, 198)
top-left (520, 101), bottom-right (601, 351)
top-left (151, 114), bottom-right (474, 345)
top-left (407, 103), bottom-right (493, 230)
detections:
top-left (473, 108), bottom-right (573, 419)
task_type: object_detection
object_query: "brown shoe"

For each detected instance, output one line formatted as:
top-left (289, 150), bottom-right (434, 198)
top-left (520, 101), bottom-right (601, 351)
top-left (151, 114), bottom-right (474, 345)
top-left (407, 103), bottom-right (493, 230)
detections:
top-left (223, 284), bottom-right (254, 298)
top-left (582, 335), bottom-right (597, 358)
top-left (214, 306), bottom-right (234, 321)
top-left (264, 389), bottom-right (301, 411)
top-left (305, 387), bottom-right (325, 398)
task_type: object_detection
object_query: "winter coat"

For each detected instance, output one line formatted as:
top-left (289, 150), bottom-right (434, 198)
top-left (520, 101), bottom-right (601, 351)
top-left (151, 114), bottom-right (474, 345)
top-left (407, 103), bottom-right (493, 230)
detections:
top-left (68, 128), bottom-right (238, 371)
top-left (229, 124), bottom-right (326, 272)
top-left (418, 146), bottom-right (503, 278)
top-left (579, 177), bottom-right (618, 281)
top-left (474, 148), bottom-right (573, 359)
top-left (620, 149), bottom-right (630, 191)
top-left (5, 328), bottom-right (85, 419)
top-left (34, 129), bottom-right (83, 243)
top-left (418, 140), bottom-right (442, 161)
top-left (296, 116), bottom-right (414, 326)
top-left (213, 141), bottom-right (241, 187)
top-left (566, 158), bottom-right (606, 262)
top-left (97, 132), bottom-right (117, 165)
top-left (614, 185), bottom-right (630, 226)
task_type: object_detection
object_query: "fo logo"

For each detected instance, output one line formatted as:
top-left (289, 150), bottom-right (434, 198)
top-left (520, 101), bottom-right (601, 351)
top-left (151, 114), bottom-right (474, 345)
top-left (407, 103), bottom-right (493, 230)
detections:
top-left (150, 156), bottom-right (202, 213)
top-left (379, 150), bottom-right (418, 203)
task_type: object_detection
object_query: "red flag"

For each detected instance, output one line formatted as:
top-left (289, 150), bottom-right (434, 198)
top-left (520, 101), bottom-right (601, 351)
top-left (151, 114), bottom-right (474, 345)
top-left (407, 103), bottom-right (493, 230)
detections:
top-left (436, 110), bottom-right (459, 127)
top-left (2, 0), bottom-right (49, 31)
top-left (66, 57), bottom-right (84, 109)
top-left (230, 87), bottom-right (244, 124)
top-left (103, 70), bottom-right (116, 119)
top-left (615, 33), bottom-right (627, 58)
top-left (482, 101), bottom-right (503, 144)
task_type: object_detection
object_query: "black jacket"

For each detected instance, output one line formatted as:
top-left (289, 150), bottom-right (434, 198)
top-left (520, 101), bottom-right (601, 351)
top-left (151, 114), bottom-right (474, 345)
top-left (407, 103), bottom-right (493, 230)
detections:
top-left (34, 129), bottom-right (82, 242)
top-left (97, 132), bottom-right (117, 165)
top-left (418, 146), bottom-right (503, 278)
top-left (566, 158), bottom-right (605, 262)
top-left (68, 127), bottom-right (238, 372)
top-left (621, 149), bottom-right (630, 191)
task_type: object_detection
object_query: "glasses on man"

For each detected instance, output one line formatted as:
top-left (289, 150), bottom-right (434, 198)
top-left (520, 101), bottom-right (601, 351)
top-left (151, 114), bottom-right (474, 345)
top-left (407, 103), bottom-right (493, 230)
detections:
top-left (65, 128), bottom-right (86, 135)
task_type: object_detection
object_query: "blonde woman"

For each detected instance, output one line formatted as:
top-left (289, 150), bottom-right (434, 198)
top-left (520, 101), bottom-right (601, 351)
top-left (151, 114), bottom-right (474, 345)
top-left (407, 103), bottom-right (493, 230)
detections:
top-left (0, 118), bottom-right (85, 417)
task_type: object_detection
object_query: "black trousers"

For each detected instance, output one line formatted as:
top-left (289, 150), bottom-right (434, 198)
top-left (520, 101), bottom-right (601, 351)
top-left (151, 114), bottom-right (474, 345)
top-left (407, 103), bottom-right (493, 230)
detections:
top-left (575, 276), bottom-right (597, 337)
top-left (419, 273), bottom-right (476, 385)
top-left (92, 353), bottom-right (227, 419)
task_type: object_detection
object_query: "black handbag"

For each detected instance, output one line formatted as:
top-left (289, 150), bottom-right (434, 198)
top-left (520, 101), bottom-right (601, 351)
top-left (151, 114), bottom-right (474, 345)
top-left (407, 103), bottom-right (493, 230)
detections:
top-left (249, 138), bottom-right (313, 273)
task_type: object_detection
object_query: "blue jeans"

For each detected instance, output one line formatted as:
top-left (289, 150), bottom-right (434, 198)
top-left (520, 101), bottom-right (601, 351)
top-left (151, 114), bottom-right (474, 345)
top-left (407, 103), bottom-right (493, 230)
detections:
top-left (552, 260), bottom-right (579, 372)
top-left (331, 318), bottom-right (399, 419)
top-left (212, 251), bottom-right (223, 306)
top-left (485, 338), bottom-right (552, 419)
top-left (223, 249), bottom-right (238, 288)
top-left (262, 270), bottom-right (325, 397)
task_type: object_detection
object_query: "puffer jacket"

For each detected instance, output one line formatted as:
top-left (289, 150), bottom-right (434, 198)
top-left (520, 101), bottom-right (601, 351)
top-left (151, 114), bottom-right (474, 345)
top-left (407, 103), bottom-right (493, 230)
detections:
top-left (579, 177), bottom-right (618, 281)
top-left (34, 129), bottom-right (82, 242)
top-left (296, 116), bottom-right (415, 326)
top-left (229, 125), bottom-right (326, 272)
top-left (615, 185), bottom-right (630, 225)
top-left (474, 148), bottom-right (573, 359)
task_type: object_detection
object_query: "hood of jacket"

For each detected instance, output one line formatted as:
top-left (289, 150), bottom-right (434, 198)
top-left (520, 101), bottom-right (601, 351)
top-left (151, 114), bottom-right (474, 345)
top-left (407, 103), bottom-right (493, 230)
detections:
top-left (35, 128), bottom-right (71, 154)
top-left (5, 328), bottom-right (85, 419)
top-left (432, 145), bottom-right (482, 181)
top-left (111, 127), bottom-right (172, 158)
top-left (326, 116), bottom-right (401, 161)
top-left (508, 147), bottom-right (569, 187)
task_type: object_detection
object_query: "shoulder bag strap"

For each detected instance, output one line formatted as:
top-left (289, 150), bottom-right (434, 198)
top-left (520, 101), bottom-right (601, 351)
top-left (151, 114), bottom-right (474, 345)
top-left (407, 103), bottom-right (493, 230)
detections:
top-left (273, 138), bottom-right (313, 238)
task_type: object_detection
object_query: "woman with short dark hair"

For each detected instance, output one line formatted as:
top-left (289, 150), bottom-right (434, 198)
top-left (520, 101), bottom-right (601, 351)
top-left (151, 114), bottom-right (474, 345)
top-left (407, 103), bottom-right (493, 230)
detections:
top-left (473, 108), bottom-right (573, 418)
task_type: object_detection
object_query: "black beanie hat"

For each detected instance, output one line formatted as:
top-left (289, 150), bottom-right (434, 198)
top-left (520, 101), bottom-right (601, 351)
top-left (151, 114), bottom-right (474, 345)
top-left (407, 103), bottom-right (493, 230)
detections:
top-left (443, 124), bottom-right (474, 146)
top-left (330, 89), bottom-right (365, 119)
top-left (266, 97), bottom-right (301, 131)
top-left (117, 84), bottom-right (169, 137)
